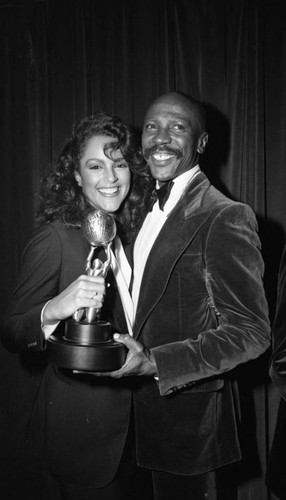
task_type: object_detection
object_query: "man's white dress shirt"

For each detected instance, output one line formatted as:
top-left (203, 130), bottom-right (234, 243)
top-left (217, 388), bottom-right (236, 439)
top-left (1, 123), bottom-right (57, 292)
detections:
top-left (131, 166), bottom-right (200, 324)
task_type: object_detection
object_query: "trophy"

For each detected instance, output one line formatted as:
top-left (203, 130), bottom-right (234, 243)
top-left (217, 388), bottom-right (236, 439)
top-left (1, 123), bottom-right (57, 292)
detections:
top-left (47, 210), bottom-right (127, 371)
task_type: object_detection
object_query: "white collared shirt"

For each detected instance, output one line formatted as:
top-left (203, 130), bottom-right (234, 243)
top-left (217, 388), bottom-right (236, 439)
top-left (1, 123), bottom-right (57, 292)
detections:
top-left (131, 166), bottom-right (200, 323)
top-left (110, 236), bottom-right (133, 336)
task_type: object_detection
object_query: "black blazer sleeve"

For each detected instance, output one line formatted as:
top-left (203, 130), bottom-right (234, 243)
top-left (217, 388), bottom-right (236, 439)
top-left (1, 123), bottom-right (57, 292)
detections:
top-left (1, 224), bottom-right (64, 352)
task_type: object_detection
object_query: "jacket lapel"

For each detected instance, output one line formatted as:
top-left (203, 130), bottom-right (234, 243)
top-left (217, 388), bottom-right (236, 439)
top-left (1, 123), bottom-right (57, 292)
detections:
top-left (133, 173), bottom-right (212, 339)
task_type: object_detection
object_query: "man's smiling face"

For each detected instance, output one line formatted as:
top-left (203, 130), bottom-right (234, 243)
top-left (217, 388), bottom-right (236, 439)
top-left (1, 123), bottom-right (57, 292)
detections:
top-left (142, 93), bottom-right (208, 186)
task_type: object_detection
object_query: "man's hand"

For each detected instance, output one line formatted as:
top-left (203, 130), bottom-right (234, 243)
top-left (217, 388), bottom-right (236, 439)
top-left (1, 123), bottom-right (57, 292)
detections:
top-left (74, 334), bottom-right (158, 378)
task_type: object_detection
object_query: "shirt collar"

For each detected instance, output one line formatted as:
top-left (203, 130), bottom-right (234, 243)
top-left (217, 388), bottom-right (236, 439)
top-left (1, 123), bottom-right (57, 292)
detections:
top-left (155, 164), bottom-right (200, 190)
top-left (155, 165), bottom-right (201, 214)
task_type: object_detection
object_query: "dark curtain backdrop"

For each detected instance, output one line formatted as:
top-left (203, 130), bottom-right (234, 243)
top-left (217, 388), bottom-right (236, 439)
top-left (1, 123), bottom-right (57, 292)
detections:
top-left (0, 0), bottom-right (285, 498)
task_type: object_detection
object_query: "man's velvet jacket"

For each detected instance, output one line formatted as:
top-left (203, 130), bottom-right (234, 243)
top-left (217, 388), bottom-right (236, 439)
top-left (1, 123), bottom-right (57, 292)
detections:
top-left (132, 171), bottom-right (270, 475)
top-left (1, 221), bottom-right (130, 488)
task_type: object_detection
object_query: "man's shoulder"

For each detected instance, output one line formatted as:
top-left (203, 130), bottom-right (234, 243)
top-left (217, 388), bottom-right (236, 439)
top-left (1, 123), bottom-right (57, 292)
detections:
top-left (182, 172), bottom-right (253, 220)
top-left (202, 181), bottom-right (251, 213)
top-left (205, 184), bottom-right (237, 206)
top-left (200, 185), bottom-right (258, 235)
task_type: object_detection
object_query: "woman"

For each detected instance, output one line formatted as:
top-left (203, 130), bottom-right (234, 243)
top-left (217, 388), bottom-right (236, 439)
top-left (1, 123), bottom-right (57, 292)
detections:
top-left (1, 112), bottom-right (154, 500)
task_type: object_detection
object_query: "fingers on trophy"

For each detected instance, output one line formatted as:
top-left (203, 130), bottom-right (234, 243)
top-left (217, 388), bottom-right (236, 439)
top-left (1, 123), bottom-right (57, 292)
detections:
top-left (47, 210), bottom-right (127, 371)
top-left (73, 211), bottom-right (116, 323)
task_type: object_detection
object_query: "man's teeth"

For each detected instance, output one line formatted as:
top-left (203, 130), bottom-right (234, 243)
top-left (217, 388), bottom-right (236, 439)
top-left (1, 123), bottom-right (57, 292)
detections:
top-left (153, 153), bottom-right (174, 160)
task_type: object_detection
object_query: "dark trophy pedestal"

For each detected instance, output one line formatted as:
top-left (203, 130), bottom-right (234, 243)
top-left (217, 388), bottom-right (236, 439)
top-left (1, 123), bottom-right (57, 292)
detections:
top-left (47, 319), bottom-right (127, 371)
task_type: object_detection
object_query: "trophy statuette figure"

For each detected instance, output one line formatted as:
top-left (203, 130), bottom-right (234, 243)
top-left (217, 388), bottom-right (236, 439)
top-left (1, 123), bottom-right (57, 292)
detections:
top-left (47, 210), bottom-right (127, 371)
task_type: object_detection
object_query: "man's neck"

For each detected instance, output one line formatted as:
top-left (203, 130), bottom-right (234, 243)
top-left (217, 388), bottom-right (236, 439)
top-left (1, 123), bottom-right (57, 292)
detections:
top-left (156, 164), bottom-right (200, 188)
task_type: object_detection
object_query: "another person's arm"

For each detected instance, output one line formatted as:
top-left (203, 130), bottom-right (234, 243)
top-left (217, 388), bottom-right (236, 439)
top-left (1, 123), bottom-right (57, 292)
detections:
top-left (269, 246), bottom-right (286, 400)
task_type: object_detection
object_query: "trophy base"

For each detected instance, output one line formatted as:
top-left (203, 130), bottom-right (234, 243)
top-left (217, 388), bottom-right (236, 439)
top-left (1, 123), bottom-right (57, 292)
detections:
top-left (46, 319), bottom-right (127, 371)
top-left (64, 319), bottom-right (112, 344)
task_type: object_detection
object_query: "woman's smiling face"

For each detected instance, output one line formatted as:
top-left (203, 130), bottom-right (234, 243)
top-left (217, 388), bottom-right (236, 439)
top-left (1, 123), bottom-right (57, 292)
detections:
top-left (75, 135), bottom-right (131, 213)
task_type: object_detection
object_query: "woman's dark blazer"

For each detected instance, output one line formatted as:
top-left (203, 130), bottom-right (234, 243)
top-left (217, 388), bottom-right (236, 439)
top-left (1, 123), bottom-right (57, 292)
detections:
top-left (1, 220), bottom-right (131, 488)
top-left (132, 172), bottom-right (271, 476)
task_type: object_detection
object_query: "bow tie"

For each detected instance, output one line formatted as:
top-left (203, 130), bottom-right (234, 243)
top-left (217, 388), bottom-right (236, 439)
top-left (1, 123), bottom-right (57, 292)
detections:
top-left (148, 180), bottom-right (174, 211)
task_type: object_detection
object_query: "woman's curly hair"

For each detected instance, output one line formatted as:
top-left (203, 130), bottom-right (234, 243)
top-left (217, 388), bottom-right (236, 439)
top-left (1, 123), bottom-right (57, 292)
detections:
top-left (36, 112), bottom-right (154, 243)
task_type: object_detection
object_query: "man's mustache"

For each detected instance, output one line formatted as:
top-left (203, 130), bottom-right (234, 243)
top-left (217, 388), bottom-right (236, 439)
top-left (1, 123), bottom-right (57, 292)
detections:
top-left (143, 145), bottom-right (182, 159)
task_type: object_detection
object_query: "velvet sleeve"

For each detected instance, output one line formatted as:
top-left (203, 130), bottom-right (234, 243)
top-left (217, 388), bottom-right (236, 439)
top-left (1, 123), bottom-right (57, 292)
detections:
top-left (152, 203), bottom-right (271, 396)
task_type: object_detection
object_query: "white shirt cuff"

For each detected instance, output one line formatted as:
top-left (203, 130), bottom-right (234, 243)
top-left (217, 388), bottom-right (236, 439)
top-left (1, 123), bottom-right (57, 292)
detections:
top-left (41, 301), bottom-right (60, 339)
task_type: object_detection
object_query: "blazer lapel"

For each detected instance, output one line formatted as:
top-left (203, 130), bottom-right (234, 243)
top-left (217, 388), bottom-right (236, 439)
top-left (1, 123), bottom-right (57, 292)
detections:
top-left (123, 240), bottom-right (134, 268)
top-left (133, 173), bottom-right (212, 339)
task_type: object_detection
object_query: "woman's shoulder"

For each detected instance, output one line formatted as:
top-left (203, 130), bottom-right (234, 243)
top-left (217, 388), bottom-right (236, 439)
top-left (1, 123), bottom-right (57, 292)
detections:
top-left (35, 219), bottom-right (82, 241)
top-left (24, 220), bottom-right (83, 258)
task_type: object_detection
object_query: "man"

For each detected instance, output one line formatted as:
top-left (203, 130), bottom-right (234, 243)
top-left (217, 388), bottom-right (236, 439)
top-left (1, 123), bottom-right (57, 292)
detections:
top-left (98, 92), bottom-right (271, 499)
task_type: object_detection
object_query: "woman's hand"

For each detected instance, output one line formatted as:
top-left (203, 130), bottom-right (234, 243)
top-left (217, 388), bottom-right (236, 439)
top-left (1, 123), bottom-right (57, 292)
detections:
top-left (42, 275), bottom-right (105, 325)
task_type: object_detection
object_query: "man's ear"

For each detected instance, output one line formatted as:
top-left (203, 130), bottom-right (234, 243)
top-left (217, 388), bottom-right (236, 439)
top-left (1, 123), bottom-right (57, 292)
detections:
top-left (74, 171), bottom-right (82, 187)
top-left (197, 132), bottom-right (208, 154)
